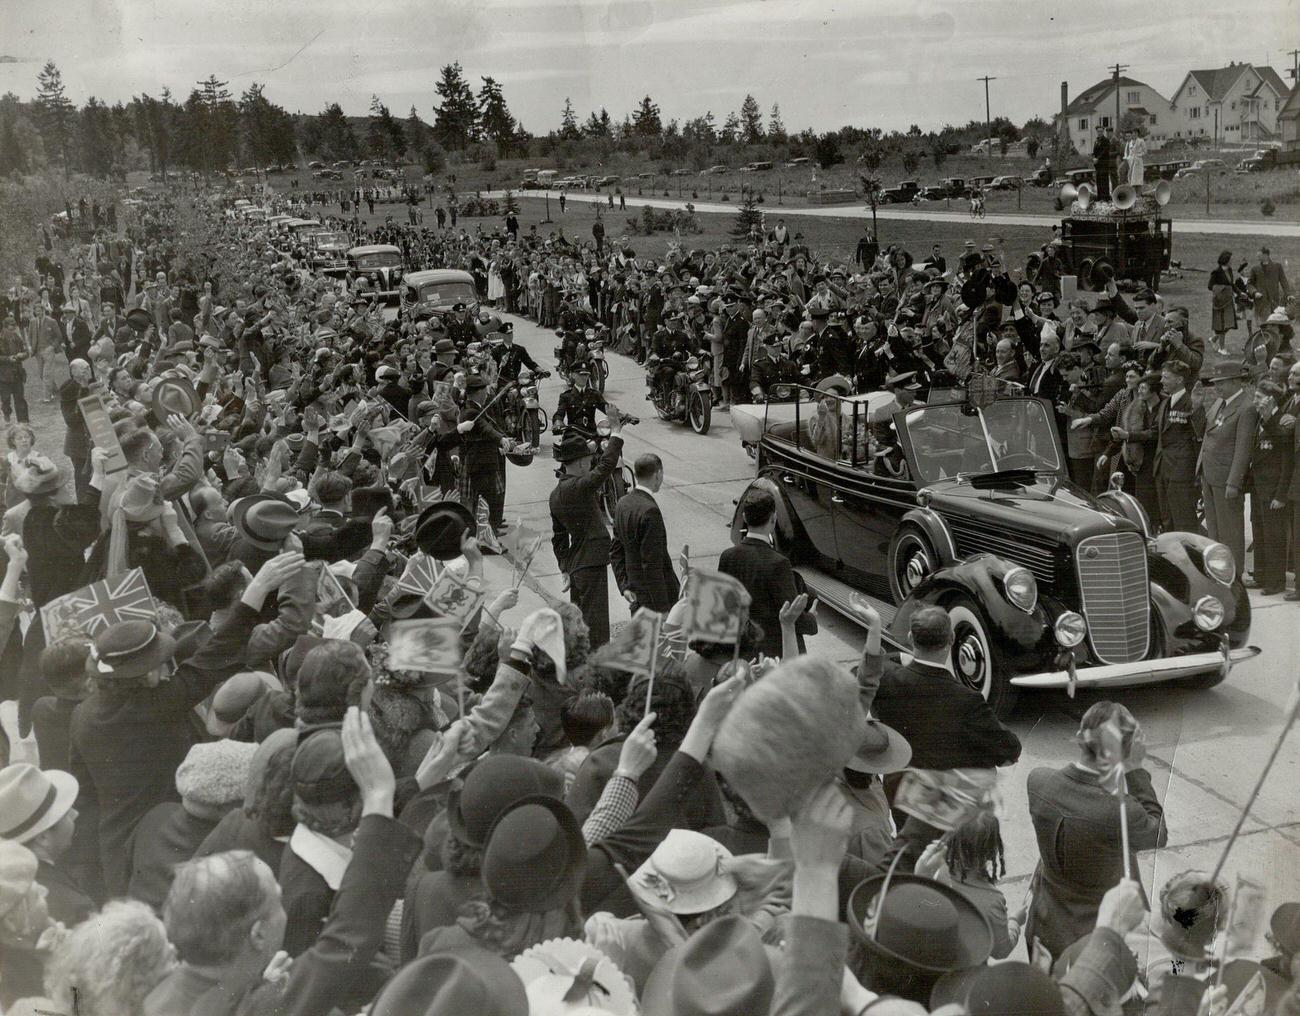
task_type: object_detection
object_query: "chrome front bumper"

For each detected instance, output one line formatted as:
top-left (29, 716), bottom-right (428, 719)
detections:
top-left (1010, 646), bottom-right (1261, 689)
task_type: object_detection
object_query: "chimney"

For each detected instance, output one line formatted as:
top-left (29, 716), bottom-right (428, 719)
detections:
top-left (1060, 81), bottom-right (1070, 147)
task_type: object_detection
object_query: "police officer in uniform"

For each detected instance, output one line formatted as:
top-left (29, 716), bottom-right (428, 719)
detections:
top-left (444, 303), bottom-right (477, 350)
top-left (1246, 379), bottom-right (1293, 594)
top-left (813, 307), bottom-right (855, 380)
top-left (1153, 360), bottom-right (1205, 533)
top-left (553, 364), bottom-right (607, 434)
top-left (490, 322), bottom-right (541, 383)
top-left (549, 409), bottom-right (625, 648)
top-left (749, 336), bottom-right (797, 400)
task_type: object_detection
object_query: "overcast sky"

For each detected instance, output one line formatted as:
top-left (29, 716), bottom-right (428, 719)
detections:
top-left (1, 0), bottom-right (1296, 132)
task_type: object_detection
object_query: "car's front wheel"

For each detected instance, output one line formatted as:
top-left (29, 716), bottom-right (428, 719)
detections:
top-left (888, 526), bottom-right (936, 604)
top-left (946, 595), bottom-right (1017, 717)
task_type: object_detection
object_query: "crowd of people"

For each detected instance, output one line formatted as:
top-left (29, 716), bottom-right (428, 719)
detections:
top-left (0, 182), bottom-right (1295, 1016)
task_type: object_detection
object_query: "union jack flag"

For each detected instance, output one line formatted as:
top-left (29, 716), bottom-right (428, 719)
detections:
top-left (655, 618), bottom-right (690, 665)
top-left (476, 496), bottom-right (502, 553)
top-left (71, 569), bottom-right (158, 635)
top-left (396, 553), bottom-right (441, 599)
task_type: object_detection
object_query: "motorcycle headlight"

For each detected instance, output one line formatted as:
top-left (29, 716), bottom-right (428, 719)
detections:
top-left (1193, 595), bottom-right (1225, 632)
top-left (1054, 610), bottom-right (1086, 647)
top-left (595, 420), bottom-right (610, 437)
top-left (1003, 566), bottom-right (1037, 613)
top-left (1202, 542), bottom-right (1236, 585)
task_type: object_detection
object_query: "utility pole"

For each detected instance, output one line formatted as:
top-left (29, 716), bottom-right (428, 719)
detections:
top-left (977, 75), bottom-right (996, 165)
top-left (1288, 49), bottom-right (1300, 85)
top-left (1109, 63), bottom-right (1129, 135)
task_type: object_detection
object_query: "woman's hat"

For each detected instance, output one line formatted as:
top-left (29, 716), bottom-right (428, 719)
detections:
top-left (371, 943), bottom-right (528, 1016)
top-left (232, 494), bottom-right (301, 550)
top-left (629, 829), bottom-right (737, 916)
top-left (125, 307), bottom-right (152, 332)
top-left (1265, 307), bottom-right (1291, 325)
top-left (415, 501), bottom-right (475, 560)
top-left (448, 755), bottom-right (565, 848)
top-left (511, 938), bottom-right (637, 1015)
top-left (930, 961), bottom-right (1065, 1016)
top-left (482, 795), bottom-right (586, 914)
top-left (87, 619), bottom-right (176, 681)
top-left (0, 765), bottom-right (79, 844)
top-left (176, 739), bottom-right (259, 807)
top-left (641, 915), bottom-right (775, 1016)
top-left (14, 456), bottom-right (64, 496)
top-left (846, 718), bottom-right (912, 775)
top-left (848, 873), bottom-right (993, 975)
top-left (118, 473), bottom-right (165, 523)
top-left (292, 728), bottom-right (356, 806)
top-left (151, 377), bottom-right (199, 420)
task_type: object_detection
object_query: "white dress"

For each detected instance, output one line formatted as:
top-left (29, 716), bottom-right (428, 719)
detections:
top-left (1125, 137), bottom-right (1147, 186)
top-left (487, 261), bottom-right (505, 302)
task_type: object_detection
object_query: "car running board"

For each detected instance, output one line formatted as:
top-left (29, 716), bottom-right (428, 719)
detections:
top-left (794, 566), bottom-right (905, 650)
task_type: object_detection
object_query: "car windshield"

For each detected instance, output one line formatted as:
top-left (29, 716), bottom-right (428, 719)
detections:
top-left (356, 251), bottom-right (401, 269)
top-left (902, 399), bottom-right (1063, 482)
top-left (314, 232), bottom-right (349, 249)
top-left (417, 281), bottom-right (477, 306)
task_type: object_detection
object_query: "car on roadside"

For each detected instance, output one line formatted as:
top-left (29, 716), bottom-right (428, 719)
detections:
top-left (700, 165), bottom-right (729, 176)
top-left (399, 269), bottom-right (479, 324)
top-left (345, 244), bottom-right (404, 301)
top-left (917, 185), bottom-right (948, 200)
top-left (670, 168), bottom-right (693, 176)
top-left (990, 175), bottom-right (1021, 190)
top-left (595, 175), bottom-right (620, 186)
top-left (727, 384), bottom-right (1257, 715)
top-left (879, 180), bottom-right (920, 204)
top-left (941, 176), bottom-right (967, 196)
top-left (786, 157), bottom-right (812, 169)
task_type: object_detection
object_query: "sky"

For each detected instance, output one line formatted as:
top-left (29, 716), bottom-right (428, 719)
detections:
top-left (1, 0), bottom-right (1297, 133)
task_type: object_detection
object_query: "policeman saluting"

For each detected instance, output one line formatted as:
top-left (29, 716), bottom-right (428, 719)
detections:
top-left (553, 363), bottom-right (606, 434)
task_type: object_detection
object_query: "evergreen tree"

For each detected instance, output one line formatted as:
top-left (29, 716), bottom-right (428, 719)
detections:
top-left (767, 103), bottom-right (786, 143)
top-left (732, 189), bottom-right (762, 239)
top-left (631, 96), bottom-right (662, 138)
top-left (434, 62), bottom-right (479, 149)
top-left (240, 83), bottom-right (295, 171)
top-left (194, 75), bottom-right (238, 174)
top-left (0, 110), bottom-right (27, 176)
top-left (559, 97), bottom-right (580, 140)
top-left (34, 61), bottom-right (75, 178)
top-left (405, 105), bottom-right (428, 161)
top-left (719, 111), bottom-right (741, 144)
top-left (739, 94), bottom-right (763, 144)
top-left (78, 97), bottom-right (117, 177)
top-left (476, 76), bottom-right (515, 150)
top-left (368, 95), bottom-right (394, 159)
top-left (503, 189), bottom-right (519, 215)
top-left (315, 102), bottom-right (359, 162)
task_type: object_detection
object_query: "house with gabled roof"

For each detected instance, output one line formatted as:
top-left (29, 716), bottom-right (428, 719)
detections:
top-left (1168, 63), bottom-right (1290, 144)
top-left (1055, 76), bottom-right (1171, 155)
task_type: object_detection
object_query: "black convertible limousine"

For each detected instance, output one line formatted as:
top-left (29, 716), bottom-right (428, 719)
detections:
top-left (729, 385), bottom-right (1258, 715)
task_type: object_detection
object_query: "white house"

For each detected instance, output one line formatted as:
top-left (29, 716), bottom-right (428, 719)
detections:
top-left (1056, 77), bottom-right (1171, 155)
top-left (1167, 63), bottom-right (1291, 144)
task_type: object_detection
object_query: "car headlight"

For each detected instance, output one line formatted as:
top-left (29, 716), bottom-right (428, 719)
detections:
top-left (1193, 595), bottom-right (1225, 631)
top-left (1203, 542), bottom-right (1236, 585)
top-left (1003, 567), bottom-right (1037, 613)
top-left (1054, 611), bottom-right (1086, 647)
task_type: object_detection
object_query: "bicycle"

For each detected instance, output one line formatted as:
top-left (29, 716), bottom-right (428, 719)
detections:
top-left (969, 196), bottom-right (986, 219)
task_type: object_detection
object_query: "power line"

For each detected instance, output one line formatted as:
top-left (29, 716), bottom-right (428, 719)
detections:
top-left (1109, 62), bottom-right (1129, 132)
top-left (977, 75), bottom-right (996, 164)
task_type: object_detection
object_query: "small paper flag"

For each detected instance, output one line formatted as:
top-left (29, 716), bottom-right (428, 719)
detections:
top-left (603, 609), bottom-right (662, 676)
top-left (680, 568), bottom-right (752, 645)
top-left (423, 568), bottom-right (484, 623)
top-left (387, 618), bottom-right (462, 674)
top-left (476, 496), bottom-right (502, 554)
top-left (59, 568), bottom-right (158, 636)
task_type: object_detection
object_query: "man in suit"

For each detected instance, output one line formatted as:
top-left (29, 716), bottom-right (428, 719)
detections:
top-left (1092, 128), bottom-right (1113, 200)
top-left (610, 454), bottom-right (679, 614)
top-left (1248, 246), bottom-right (1291, 324)
top-left (1153, 360), bottom-right (1205, 533)
top-left (869, 605), bottom-right (1021, 866)
top-left (1027, 332), bottom-right (1066, 439)
top-left (1197, 361), bottom-right (1257, 573)
top-left (718, 489), bottom-right (816, 658)
top-left (1026, 701), bottom-right (1168, 963)
top-left (550, 411), bottom-right (624, 648)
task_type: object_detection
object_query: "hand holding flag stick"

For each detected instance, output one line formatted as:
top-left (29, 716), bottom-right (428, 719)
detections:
top-left (1090, 716), bottom-right (1134, 880)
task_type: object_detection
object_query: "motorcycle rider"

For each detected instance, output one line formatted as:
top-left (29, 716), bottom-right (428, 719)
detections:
top-left (491, 321), bottom-right (541, 383)
top-left (813, 307), bottom-right (856, 380)
top-left (649, 313), bottom-right (691, 404)
top-left (553, 364), bottom-right (607, 434)
top-left (749, 336), bottom-right (798, 401)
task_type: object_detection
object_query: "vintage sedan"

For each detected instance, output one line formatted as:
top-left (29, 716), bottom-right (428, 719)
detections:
top-left (399, 269), bottom-right (479, 323)
top-left (730, 386), bottom-right (1257, 715)
top-left (308, 230), bottom-right (352, 275)
top-left (345, 244), bottom-right (405, 300)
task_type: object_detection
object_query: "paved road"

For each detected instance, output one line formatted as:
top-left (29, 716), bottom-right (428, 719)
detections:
top-left (488, 311), bottom-right (1300, 933)
top-left (488, 189), bottom-right (1300, 238)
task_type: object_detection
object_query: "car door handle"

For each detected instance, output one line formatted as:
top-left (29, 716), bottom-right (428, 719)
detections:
top-left (781, 474), bottom-right (796, 485)
top-left (830, 495), bottom-right (846, 505)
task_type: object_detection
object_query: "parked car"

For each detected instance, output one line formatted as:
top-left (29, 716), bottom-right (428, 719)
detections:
top-left (345, 244), bottom-right (405, 301)
top-left (940, 177), bottom-right (967, 196)
top-left (595, 175), bottom-right (620, 186)
top-left (786, 157), bottom-right (812, 168)
top-left (917, 185), bottom-right (948, 200)
top-left (700, 165), bottom-right (729, 176)
top-left (670, 168), bottom-right (693, 176)
top-left (306, 160), bottom-right (325, 169)
top-left (308, 230), bottom-right (351, 275)
top-left (727, 386), bottom-right (1257, 715)
top-left (879, 180), bottom-right (919, 204)
top-left (990, 175), bottom-right (1021, 190)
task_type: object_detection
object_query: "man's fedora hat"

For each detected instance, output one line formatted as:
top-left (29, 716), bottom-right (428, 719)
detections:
top-left (481, 795), bottom-right (586, 914)
top-left (848, 873), bottom-right (993, 975)
top-left (232, 493), bottom-right (301, 550)
top-left (554, 432), bottom-right (594, 464)
top-left (846, 718), bottom-right (912, 775)
top-left (0, 765), bottom-right (79, 844)
top-left (414, 500), bottom-right (475, 560)
top-left (1200, 360), bottom-right (1250, 383)
top-left (151, 377), bottom-right (198, 420)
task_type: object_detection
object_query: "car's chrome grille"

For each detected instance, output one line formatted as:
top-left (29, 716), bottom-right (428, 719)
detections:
top-left (948, 520), bottom-right (1056, 584)
top-left (1076, 533), bottom-right (1150, 664)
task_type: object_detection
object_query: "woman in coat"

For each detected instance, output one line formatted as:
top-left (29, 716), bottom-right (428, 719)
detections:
top-left (1208, 249), bottom-right (1237, 355)
top-left (1112, 373), bottom-right (1162, 523)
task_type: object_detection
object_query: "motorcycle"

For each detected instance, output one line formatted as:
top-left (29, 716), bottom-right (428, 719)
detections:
top-left (553, 335), bottom-right (610, 394)
top-left (645, 351), bottom-right (713, 435)
top-left (500, 367), bottom-right (550, 448)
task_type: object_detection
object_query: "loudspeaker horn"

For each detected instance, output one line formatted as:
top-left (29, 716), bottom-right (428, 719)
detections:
top-left (1112, 184), bottom-right (1137, 210)
top-left (1076, 183), bottom-right (1094, 211)
top-left (1152, 180), bottom-right (1172, 206)
top-left (1059, 183), bottom-right (1078, 204)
